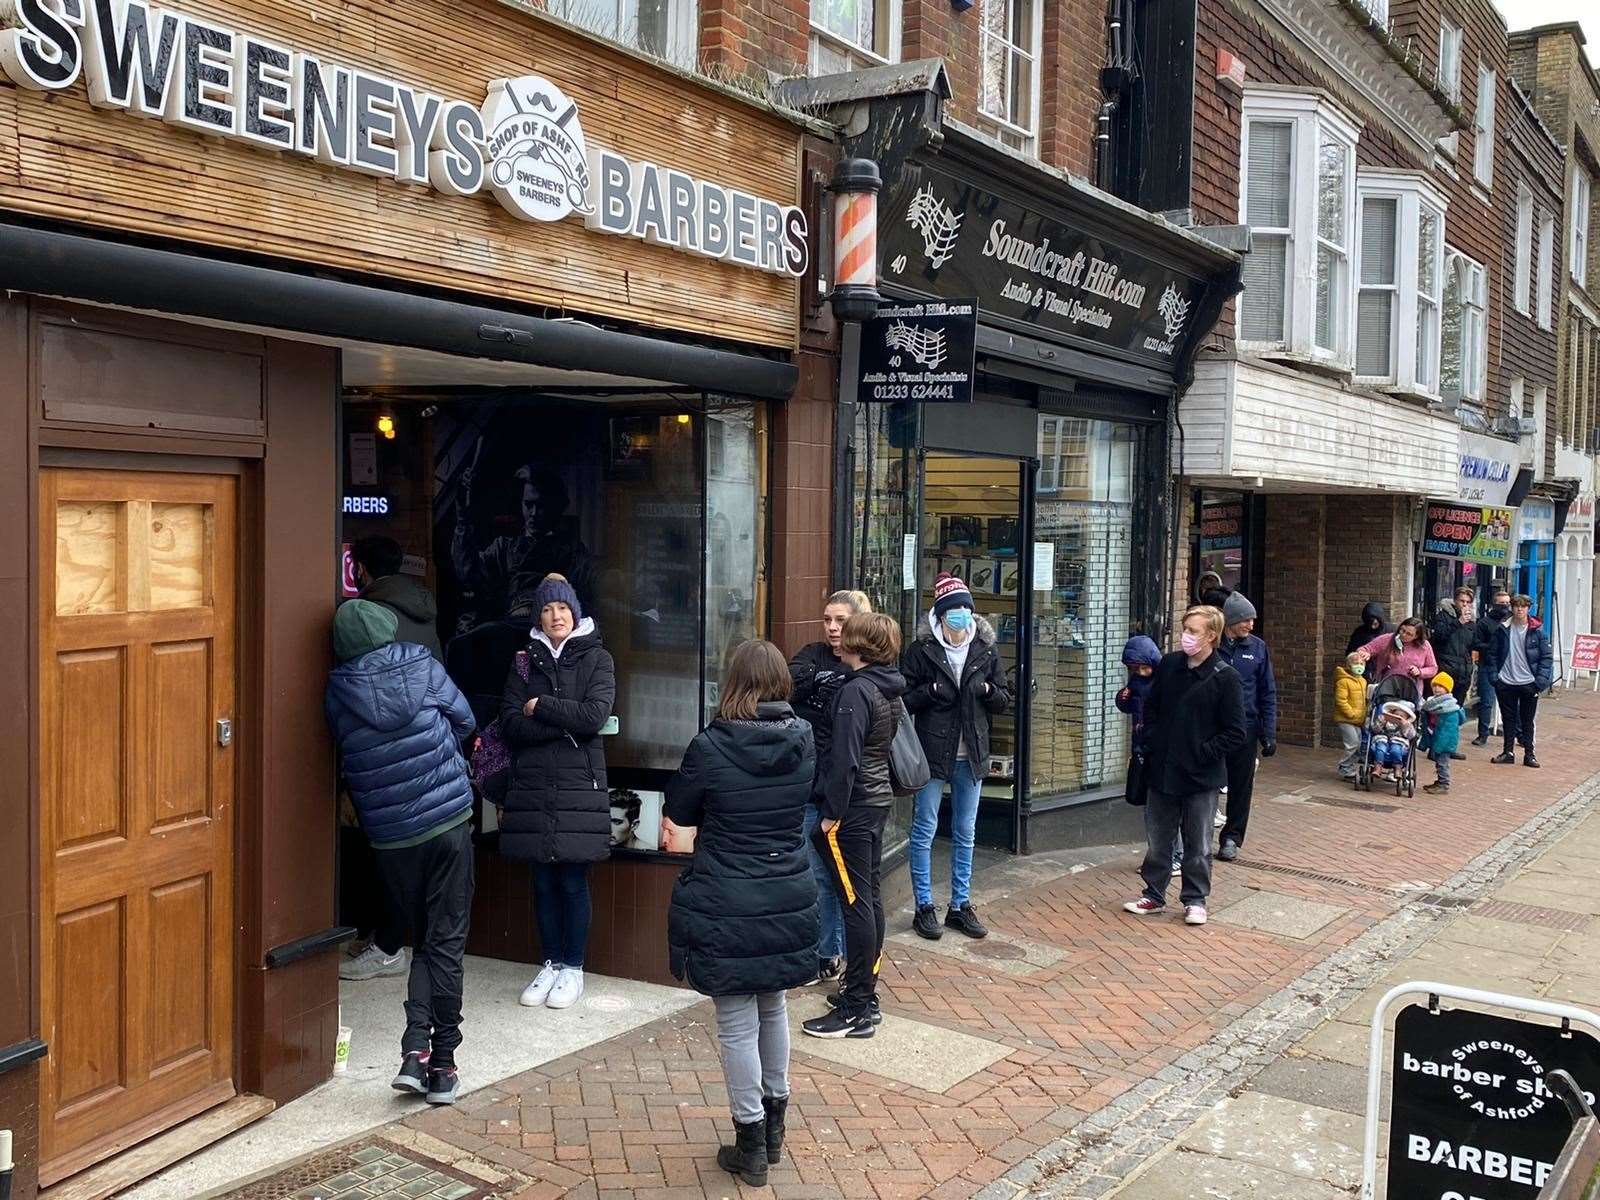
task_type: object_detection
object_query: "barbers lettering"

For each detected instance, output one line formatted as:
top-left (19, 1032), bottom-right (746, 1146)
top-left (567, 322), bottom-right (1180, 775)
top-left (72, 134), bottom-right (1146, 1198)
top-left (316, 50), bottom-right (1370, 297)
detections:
top-left (0, 0), bottom-right (808, 276)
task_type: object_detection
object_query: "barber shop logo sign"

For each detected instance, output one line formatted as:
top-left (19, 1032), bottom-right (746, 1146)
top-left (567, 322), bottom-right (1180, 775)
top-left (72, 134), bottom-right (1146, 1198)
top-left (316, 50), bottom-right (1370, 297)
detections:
top-left (483, 76), bottom-right (593, 223)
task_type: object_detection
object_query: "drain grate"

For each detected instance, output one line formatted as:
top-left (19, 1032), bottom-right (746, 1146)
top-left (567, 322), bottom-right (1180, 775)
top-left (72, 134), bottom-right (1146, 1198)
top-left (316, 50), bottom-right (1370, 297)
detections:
top-left (1472, 899), bottom-right (1594, 932)
top-left (217, 1139), bottom-right (485, 1200)
top-left (1233, 858), bottom-right (1408, 896)
top-left (1302, 793), bottom-right (1401, 814)
top-left (1414, 893), bottom-right (1476, 909)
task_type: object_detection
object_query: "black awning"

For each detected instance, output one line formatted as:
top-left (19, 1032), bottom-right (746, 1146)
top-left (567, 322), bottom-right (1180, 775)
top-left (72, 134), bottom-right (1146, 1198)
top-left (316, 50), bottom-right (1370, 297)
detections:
top-left (0, 223), bottom-right (799, 401)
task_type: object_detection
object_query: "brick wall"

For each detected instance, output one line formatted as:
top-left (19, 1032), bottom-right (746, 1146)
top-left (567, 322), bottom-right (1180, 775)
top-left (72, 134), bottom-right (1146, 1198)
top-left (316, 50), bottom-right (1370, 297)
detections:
top-left (1321, 495), bottom-right (1415, 744)
top-left (699, 0), bottom-right (808, 78)
top-left (1261, 495), bottom-right (1326, 745)
top-left (1038, 0), bottom-right (1101, 176)
top-left (770, 347), bottom-right (837, 657)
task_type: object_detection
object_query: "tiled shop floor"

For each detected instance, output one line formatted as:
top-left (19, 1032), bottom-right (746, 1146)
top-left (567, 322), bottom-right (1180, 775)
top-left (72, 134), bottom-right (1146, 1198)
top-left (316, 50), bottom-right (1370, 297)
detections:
top-left (215, 689), bottom-right (1600, 1200)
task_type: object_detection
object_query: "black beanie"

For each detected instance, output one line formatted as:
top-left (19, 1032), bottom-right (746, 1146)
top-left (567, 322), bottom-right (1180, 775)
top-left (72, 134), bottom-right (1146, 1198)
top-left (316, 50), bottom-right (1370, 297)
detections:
top-left (532, 575), bottom-right (582, 623)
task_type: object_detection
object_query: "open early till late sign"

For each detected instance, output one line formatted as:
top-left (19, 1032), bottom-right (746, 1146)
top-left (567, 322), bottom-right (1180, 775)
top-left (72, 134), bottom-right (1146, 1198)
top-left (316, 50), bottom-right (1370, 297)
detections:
top-left (1387, 1004), bottom-right (1600, 1198)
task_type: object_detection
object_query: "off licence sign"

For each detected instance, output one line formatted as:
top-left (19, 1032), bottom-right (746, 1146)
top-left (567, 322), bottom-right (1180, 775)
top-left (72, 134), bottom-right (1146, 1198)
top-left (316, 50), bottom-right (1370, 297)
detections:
top-left (1387, 1005), bottom-right (1600, 1199)
top-left (1423, 503), bottom-right (1514, 565)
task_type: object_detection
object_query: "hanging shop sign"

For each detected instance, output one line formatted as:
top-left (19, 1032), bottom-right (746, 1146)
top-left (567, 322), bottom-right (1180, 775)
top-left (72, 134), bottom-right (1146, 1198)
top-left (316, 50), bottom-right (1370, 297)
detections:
top-left (1457, 431), bottom-right (1519, 506)
top-left (877, 166), bottom-right (1208, 368)
top-left (1566, 495), bottom-right (1595, 535)
top-left (0, 0), bottom-right (807, 277)
top-left (1423, 502), bottom-right (1514, 565)
top-left (856, 300), bottom-right (978, 404)
top-left (1516, 498), bottom-right (1556, 544)
top-left (1386, 1004), bottom-right (1600, 1199)
top-left (1198, 498), bottom-right (1245, 553)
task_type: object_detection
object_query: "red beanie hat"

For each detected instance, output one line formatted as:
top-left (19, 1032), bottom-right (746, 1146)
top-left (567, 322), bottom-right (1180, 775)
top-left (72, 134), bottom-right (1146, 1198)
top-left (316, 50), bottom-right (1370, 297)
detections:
top-left (933, 572), bottom-right (975, 617)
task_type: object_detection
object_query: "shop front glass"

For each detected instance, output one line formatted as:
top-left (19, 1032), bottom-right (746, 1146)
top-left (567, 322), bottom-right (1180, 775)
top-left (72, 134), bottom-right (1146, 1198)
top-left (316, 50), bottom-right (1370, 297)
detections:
top-left (337, 393), bottom-right (766, 861)
top-left (1029, 416), bottom-right (1140, 803)
top-left (1193, 489), bottom-right (1249, 595)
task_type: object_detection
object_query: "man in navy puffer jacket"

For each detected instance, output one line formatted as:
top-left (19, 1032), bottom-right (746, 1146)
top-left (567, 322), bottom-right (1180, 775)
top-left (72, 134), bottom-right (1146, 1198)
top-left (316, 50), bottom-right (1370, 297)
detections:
top-left (325, 600), bottom-right (477, 1105)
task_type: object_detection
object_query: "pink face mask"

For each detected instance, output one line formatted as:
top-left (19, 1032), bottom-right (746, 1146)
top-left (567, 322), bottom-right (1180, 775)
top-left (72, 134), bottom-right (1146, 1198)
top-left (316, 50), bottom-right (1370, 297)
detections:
top-left (1180, 631), bottom-right (1203, 655)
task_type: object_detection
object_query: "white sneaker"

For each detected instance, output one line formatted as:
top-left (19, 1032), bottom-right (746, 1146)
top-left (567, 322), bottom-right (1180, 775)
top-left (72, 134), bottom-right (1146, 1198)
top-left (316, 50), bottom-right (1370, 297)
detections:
top-left (340, 943), bottom-right (406, 981)
top-left (1184, 905), bottom-right (1208, 926)
top-left (1212, 807), bottom-right (1226, 828)
top-left (519, 961), bottom-right (560, 1007)
top-left (546, 967), bottom-right (585, 1009)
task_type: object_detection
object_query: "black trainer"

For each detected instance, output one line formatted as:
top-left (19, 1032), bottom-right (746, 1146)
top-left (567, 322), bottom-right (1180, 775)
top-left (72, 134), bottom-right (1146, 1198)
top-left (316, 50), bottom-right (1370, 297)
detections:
top-left (825, 991), bottom-right (882, 1024)
top-left (391, 1051), bottom-right (429, 1094)
top-left (1491, 751), bottom-right (1516, 764)
top-left (804, 1006), bottom-right (874, 1039)
top-left (912, 905), bottom-right (943, 940)
top-left (1471, 735), bottom-right (1489, 746)
top-left (1524, 752), bottom-right (1541, 768)
top-left (944, 903), bottom-right (989, 939)
top-left (424, 1066), bottom-right (460, 1105)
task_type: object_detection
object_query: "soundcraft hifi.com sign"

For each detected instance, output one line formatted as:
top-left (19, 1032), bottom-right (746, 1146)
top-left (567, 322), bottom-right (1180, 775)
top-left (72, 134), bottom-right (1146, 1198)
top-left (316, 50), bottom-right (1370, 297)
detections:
top-left (0, 0), bottom-right (809, 277)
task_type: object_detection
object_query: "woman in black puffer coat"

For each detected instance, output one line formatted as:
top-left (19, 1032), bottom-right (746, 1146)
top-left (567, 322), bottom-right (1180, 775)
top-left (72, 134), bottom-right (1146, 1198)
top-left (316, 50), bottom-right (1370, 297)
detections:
top-left (666, 639), bottom-right (818, 1188)
top-left (499, 575), bottom-right (615, 1012)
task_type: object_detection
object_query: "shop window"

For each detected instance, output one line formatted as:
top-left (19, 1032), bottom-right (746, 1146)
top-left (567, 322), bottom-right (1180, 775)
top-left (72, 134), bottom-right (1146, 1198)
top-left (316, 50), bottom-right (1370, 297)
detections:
top-left (1192, 489), bottom-right (1250, 596)
top-left (1239, 90), bottom-right (1359, 366)
top-left (1574, 165), bottom-right (1592, 290)
top-left (1354, 171), bottom-right (1446, 393)
top-left (1441, 248), bottom-right (1487, 408)
top-left (1437, 20), bottom-right (1462, 103)
top-left (809, 0), bottom-right (900, 72)
top-left (1472, 64), bottom-right (1495, 190)
top-left (1514, 183), bottom-right (1533, 315)
top-left (1538, 213), bottom-right (1555, 330)
top-left (544, 0), bottom-right (698, 67)
top-left (978, 0), bottom-right (1042, 155)
top-left (703, 403), bottom-right (766, 723)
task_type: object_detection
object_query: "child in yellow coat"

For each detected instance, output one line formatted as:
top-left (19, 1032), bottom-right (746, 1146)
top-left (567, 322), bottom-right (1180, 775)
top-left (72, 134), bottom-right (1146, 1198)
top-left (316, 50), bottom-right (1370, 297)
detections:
top-left (1333, 652), bottom-right (1368, 780)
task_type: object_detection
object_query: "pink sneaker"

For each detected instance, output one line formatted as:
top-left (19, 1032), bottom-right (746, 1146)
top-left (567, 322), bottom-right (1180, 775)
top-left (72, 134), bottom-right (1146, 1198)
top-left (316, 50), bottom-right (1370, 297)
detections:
top-left (1123, 898), bottom-right (1165, 915)
top-left (1184, 905), bottom-right (1208, 926)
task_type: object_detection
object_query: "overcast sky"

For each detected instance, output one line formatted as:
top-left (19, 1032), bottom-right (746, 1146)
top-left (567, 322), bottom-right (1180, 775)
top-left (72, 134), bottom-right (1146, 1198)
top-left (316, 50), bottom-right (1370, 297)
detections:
top-left (1490, 0), bottom-right (1599, 67)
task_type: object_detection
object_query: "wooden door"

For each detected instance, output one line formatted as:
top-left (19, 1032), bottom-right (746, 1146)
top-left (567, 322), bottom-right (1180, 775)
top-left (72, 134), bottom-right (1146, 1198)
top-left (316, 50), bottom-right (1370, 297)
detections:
top-left (38, 468), bottom-right (237, 1184)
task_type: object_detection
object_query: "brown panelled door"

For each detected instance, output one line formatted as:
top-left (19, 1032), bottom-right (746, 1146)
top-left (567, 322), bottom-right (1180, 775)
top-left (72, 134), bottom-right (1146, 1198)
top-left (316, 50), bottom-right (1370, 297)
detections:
top-left (38, 469), bottom-right (237, 1184)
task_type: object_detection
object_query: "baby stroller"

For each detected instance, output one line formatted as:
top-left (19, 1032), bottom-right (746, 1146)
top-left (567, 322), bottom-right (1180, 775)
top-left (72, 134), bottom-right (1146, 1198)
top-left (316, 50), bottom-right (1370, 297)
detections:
top-left (1356, 674), bottom-right (1419, 797)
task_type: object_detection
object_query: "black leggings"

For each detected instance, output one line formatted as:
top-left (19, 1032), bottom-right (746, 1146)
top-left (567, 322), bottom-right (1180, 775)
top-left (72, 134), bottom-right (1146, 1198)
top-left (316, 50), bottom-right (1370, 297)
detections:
top-left (533, 862), bottom-right (592, 968)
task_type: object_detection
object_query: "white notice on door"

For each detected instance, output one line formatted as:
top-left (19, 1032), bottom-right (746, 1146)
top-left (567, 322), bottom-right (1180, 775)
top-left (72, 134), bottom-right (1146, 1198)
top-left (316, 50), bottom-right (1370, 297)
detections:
top-left (1032, 541), bottom-right (1054, 590)
top-left (903, 534), bottom-right (917, 589)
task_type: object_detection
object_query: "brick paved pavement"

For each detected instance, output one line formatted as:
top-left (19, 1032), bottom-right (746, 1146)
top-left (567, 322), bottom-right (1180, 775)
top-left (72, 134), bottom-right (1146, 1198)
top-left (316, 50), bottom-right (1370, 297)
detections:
top-left (255, 690), bottom-right (1600, 1200)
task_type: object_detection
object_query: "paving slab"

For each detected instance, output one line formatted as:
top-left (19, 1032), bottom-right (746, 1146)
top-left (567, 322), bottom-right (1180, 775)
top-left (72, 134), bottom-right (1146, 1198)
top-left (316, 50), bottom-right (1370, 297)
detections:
top-left (884, 925), bottom-right (1071, 976)
top-left (1435, 912), bottom-right (1567, 957)
top-left (1210, 891), bottom-right (1350, 940)
top-left (785, 991), bottom-right (1013, 1093)
top-left (1173, 1093), bottom-right (1364, 1190)
top-left (1110, 1148), bottom-right (1350, 1199)
top-left (1248, 1056), bottom-right (1373, 1119)
top-left (1292, 1018), bottom-right (1372, 1070)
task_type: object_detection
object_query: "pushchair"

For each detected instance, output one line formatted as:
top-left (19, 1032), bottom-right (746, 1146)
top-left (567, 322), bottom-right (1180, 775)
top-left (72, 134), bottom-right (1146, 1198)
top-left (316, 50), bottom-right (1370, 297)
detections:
top-left (1356, 674), bottom-right (1419, 797)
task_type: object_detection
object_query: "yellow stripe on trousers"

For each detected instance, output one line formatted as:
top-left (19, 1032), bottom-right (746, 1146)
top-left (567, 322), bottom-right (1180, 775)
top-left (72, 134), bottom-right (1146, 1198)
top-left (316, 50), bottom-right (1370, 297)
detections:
top-left (825, 825), bottom-right (857, 905)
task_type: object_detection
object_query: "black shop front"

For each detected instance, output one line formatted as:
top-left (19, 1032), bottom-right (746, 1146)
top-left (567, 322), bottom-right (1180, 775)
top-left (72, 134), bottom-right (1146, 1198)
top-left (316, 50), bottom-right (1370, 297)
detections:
top-left (782, 63), bottom-right (1239, 858)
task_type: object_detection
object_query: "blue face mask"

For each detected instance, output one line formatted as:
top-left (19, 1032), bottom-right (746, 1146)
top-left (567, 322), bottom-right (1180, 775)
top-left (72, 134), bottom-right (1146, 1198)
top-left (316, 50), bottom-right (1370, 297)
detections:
top-left (944, 608), bottom-right (973, 632)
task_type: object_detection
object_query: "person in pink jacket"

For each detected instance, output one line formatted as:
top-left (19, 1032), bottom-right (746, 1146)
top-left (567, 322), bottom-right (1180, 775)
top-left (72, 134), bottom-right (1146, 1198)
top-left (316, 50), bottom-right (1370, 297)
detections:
top-left (1355, 616), bottom-right (1438, 700)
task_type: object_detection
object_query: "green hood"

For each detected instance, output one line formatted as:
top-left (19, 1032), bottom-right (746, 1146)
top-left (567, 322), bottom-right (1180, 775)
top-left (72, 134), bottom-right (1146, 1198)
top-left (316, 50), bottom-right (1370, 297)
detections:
top-left (334, 599), bottom-right (399, 662)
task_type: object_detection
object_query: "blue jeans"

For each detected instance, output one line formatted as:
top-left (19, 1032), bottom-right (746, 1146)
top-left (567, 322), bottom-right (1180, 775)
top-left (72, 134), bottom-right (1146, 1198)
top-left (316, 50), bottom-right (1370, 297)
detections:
top-left (801, 804), bottom-right (845, 959)
top-left (909, 759), bottom-right (982, 909)
top-left (532, 862), bottom-right (591, 968)
top-left (1477, 675), bottom-right (1496, 738)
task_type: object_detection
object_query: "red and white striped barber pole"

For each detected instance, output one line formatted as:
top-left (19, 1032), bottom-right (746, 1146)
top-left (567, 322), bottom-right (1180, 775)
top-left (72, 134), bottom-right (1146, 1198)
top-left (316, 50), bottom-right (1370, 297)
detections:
top-left (827, 158), bottom-right (883, 322)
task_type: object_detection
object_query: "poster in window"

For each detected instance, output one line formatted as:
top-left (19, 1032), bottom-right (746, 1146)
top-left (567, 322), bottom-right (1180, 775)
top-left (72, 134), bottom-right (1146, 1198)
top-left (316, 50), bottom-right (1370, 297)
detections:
top-left (1423, 502), bottom-right (1513, 565)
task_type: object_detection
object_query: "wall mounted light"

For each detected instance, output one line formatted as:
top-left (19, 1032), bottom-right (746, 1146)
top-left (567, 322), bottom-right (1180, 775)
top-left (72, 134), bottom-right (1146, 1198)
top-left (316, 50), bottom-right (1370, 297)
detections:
top-left (376, 414), bottom-right (396, 440)
top-left (827, 158), bottom-right (883, 324)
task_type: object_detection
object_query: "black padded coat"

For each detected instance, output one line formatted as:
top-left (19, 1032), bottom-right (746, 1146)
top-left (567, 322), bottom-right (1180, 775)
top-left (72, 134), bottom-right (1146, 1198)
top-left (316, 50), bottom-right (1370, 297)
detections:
top-left (498, 622), bottom-right (616, 864)
top-left (664, 702), bottom-right (820, 996)
top-left (901, 616), bottom-right (1010, 781)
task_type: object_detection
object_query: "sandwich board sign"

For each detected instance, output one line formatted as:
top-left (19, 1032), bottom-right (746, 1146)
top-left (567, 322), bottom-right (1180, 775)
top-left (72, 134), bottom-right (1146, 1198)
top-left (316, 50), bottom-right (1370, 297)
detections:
top-left (1571, 634), bottom-right (1600, 691)
top-left (1374, 993), bottom-right (1600, 1199)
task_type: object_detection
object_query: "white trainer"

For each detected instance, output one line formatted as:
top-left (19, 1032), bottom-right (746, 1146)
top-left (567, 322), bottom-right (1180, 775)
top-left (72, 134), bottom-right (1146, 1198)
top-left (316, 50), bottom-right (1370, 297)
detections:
top-left (546, 967), bottom-right (585, 1009)
top-left (519, 961), bottom-right (560, 1007)
top-left (1184, 905), bottom-right (1209, 926)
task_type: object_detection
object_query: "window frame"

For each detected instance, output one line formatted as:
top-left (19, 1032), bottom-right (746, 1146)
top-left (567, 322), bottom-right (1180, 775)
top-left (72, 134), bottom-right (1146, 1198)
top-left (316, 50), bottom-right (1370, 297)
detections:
top-left (808, 0), bottom-right (901, 73)
top-left (1238, 89), bottom-right (1361, 368)
top-left (1437, 20), bottom-right (1462, 103)
top-left (976, 0), bottom-right (1044, 155)
top-left (1514, 183), bottom-right (1533, 315)
top-left (1354, 170), bottom-right (1448, 394)
top-left (1574, 165), bottom-right (1592, 290)
top-left (548, 0), bottom-right (698, 67)
top-left (1472, 63), bottom-right (1496, 190)
top-left (1442, 247), bottom-right (1488, 407)
top-left (1538, 211), bottom-right (1555, 329)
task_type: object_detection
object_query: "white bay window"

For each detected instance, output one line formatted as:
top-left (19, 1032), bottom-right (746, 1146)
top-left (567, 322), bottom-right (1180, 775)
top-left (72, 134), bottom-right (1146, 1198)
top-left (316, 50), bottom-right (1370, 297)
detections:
top-left (1354, 171), bottom-right (1447, 394)
top-left (1239, 90), bottom-right (1360, 366)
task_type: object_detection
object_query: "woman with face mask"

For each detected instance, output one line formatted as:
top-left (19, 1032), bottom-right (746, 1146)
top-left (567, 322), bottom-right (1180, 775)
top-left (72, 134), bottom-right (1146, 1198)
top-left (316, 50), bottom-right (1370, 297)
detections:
top-left (1122, 605), bottom-right (1247, 927)
top-left (901, 574), bottom-right (1011, 940)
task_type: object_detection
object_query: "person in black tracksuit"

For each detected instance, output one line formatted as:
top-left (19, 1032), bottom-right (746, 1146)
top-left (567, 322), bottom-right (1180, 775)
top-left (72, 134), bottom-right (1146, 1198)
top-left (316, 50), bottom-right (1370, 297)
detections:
top-left (803, 612), bottom-right (905, 1040)
top-left (1469, 585), bottom-right (1512, 744)
top-left (788, 590), bottom-right (871, 980)
top-left (1124, 606), bottom-right (1247, 924)
top-left (1214, 592), bottom-right (1276, 860)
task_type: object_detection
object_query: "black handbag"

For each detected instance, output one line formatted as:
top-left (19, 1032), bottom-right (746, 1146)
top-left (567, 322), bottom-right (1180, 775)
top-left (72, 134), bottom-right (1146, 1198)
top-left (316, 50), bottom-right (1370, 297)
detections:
top-left (1125, 749), bottom-right (1149, 807)
top-left (888, 699), bottom-right (932, 797)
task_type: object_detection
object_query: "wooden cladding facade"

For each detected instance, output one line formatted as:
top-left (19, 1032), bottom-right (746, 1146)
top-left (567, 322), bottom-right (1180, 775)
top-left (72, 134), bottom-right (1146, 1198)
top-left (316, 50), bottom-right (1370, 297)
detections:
top-left (0, 0), bottom-right (807, 349)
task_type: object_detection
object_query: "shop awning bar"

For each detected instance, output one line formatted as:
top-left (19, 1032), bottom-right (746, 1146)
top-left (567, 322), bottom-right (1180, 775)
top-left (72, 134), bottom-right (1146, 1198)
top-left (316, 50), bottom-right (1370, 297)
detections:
top-left (0, 224), bottom-right (800, 401)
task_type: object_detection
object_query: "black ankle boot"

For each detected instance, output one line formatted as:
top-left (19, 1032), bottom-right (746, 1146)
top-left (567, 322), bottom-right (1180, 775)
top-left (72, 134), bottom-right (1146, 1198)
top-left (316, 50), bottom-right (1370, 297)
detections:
top-left (716, 1117), bottom-right (769, 1186)
top-left (763, 1095), bottom-right (789, 1164)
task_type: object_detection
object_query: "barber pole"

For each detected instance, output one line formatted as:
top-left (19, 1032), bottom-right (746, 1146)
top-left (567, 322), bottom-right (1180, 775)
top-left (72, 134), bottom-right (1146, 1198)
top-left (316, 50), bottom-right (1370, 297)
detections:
top-left (827, 158), bottom-right (883, 322)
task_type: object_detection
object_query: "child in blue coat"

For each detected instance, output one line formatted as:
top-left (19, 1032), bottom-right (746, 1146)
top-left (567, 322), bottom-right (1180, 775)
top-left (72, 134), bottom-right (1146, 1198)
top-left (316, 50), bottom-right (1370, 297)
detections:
top-left (1117, 636), bottom-right (1180, 870)
top-left (1420, 671), bottom-right (1464, 795)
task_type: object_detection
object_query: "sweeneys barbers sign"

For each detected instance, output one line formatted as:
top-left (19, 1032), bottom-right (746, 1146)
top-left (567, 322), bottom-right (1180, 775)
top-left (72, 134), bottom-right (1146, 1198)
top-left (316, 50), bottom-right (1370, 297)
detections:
top-left (0, 0), bottom-right (809, 277)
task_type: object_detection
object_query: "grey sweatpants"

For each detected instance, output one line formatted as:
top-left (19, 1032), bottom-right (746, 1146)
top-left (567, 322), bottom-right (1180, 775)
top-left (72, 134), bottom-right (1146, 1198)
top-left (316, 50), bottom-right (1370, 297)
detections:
top-left (713, 992), bottom-right (790, 1124)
